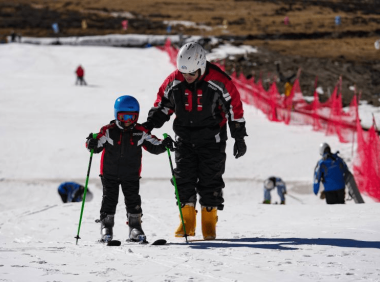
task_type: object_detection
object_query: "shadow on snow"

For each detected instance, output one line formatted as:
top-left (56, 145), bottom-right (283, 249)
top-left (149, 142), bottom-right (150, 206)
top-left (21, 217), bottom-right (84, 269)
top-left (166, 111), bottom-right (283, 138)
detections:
top-left (171, 237), bottom-right (380, 251)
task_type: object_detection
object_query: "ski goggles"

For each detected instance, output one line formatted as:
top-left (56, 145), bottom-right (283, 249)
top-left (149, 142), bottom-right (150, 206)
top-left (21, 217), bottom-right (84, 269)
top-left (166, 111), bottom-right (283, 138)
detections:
top-left (180, 70), bottom-right (198, 76)
top-left (117, 112), bottom-right (138, 123)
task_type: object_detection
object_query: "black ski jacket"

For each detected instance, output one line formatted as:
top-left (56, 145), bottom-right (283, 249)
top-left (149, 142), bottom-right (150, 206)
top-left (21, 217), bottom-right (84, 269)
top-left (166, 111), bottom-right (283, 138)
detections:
top-left (86, 121), bottom-right (166, 180)
top-left (147, 62), bottom-right (247, 145)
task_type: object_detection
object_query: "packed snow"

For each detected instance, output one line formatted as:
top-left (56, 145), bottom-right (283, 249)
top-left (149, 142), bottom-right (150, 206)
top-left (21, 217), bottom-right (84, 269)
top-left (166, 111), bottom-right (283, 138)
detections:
top-left (0, 43), bottom-right (379, 282)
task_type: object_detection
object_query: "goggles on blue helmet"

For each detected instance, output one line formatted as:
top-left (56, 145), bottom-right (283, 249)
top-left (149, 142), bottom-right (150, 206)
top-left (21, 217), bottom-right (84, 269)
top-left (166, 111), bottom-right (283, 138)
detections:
top-left (116, 111), bottom-right (138, 124)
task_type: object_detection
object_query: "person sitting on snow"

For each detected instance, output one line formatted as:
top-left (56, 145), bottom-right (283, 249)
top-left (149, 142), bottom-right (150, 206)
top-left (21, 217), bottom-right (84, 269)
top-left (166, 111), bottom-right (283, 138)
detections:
top-left (58, 181), bottom-right (92, 203)
top-left (85, 95), bottom-right (174, 243)
top-left (263, 176), bottom-right (287, 205)
top-left (314, 143), bottom-right (348, 204)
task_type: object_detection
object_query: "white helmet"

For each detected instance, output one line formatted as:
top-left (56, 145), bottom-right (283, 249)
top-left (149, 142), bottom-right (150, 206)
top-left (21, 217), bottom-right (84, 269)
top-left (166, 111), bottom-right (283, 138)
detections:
top-left (177, 42), bottom-right (207, 75)
top-left (319, 142), bottom-right (331, 156)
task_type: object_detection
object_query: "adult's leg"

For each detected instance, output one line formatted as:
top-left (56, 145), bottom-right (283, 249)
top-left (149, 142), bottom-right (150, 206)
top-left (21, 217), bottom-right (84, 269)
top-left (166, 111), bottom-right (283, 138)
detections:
top-left (325, 190), bottom-right (338, 204)
top-left (336, 188), bottom-right (346, 204)
top-left (173, 141), bottom-right (198, 237)
top-left (174, 141), bottom-right (198, 205)
top-left (264, 188), bottom-right (272, 203)
top-left (197, 142), bottom-right (226, 209)
top-left (277, 187), bottom-right (286, 203)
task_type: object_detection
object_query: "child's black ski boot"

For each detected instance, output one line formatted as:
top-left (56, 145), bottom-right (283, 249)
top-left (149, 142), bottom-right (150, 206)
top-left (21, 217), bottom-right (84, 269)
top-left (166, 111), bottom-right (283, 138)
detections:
top-left (127, 213), bottom-right (146, 243)
top-left (100, 213), bottom-right (114, 243)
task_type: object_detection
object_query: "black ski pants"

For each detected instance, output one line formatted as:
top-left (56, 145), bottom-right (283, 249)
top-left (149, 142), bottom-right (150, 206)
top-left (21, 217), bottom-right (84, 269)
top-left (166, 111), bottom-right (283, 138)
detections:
top-left (100, 175), bottom-right (142, 216)
top-left (325, 188), bottom-right (346, 204)
top-left (174, 141), bottom-right (226, 210)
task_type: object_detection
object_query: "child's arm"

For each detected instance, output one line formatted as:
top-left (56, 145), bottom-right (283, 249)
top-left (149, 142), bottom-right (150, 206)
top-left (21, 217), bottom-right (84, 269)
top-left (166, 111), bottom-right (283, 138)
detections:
top-left (85, 124), bottom-right (113, 153)
top-left (140, 132), bottom-right (167, 155)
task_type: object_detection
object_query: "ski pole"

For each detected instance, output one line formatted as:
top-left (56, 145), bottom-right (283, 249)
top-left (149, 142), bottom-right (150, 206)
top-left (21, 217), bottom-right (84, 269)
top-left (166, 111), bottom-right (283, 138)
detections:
top-left (163, 133), bottom-right (188, 243)
top-left (75, 133), bottom-right (97, 245)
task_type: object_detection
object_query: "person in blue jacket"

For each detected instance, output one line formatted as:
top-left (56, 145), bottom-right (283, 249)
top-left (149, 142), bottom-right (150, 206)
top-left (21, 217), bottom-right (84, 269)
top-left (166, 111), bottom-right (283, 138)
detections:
top-left (314, 143), bottom-right (348, 204)
top-left (58, 182), bottom-right (92, 203)
top-left (263, 176), bottom-right (287, 205)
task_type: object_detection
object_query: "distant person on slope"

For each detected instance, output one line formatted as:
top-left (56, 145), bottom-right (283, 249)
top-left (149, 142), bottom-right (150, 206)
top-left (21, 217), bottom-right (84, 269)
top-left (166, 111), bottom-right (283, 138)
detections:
top-left (142, 42), bottom-right (248, 240)
top-left (58, 182), bottom-right (92, 203)
top-left (313, 143), bottom-right (348, 204)
top-left (263, 176), bottom-right (287, 205)
top-left (276, 62), bottom-right (296, 97)
top-left (75, 65), bottom-right (87, 86)
top-left (85, 95), bottom-right (174, 243)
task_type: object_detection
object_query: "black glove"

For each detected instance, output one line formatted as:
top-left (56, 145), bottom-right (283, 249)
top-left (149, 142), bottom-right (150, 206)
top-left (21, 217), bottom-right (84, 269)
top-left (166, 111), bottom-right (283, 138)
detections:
top-left (161, 135), bottom-right (176, 151)
top-left (86, 133), bottom-right (98, 150)
top-left (233, 138), bottom-right (247, 159)
top-left (142, 121), bottom-right (154, 132)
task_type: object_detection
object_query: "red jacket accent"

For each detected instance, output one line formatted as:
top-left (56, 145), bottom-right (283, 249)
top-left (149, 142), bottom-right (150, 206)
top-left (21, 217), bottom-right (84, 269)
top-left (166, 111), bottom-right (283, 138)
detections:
top-left (148, 62), bottom-right (247, 144)
top-left (76, 66), bottom-right (84, 77)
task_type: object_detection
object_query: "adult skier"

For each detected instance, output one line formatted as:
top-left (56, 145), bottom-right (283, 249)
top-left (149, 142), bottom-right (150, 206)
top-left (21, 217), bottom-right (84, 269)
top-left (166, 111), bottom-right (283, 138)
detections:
top-left (314, 143), bottom-right (348, 204)
top-left (262, 176), bottom-right (287, 205)
top-left (85, 95), bottom-right (174, 243)
top-left (142, 42), bottom-right (248, 240)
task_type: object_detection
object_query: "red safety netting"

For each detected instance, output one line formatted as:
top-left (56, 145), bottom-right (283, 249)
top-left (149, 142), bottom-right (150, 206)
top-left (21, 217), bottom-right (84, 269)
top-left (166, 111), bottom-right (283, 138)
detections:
top-left (157, 39), bottom-right (380, 202)
top-left (354, 112), bottom-right (380, 200)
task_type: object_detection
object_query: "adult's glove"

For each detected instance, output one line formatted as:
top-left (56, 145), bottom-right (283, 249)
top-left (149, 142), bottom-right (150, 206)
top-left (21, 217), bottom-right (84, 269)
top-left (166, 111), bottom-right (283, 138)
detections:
top-left (162, 135), bottom-right (176, 151)
top-left (86, 133), bottom-right (98, 150)
top-left (141, 121), bottom-right (154, 132)
top-left (320, 191), bottom-right (326, 200)
top-left (233, 138), bottom-right (247, 159)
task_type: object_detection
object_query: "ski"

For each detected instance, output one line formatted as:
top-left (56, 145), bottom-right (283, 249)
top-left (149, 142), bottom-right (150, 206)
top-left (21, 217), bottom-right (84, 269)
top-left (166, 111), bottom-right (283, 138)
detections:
top-left (98, 239), bottom-right (122, 246)
top-left (125, 238), bottom-right (167, 245)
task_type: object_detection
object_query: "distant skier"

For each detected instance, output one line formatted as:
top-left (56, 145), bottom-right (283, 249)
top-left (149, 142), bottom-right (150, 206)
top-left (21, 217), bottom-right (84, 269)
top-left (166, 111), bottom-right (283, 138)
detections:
top-left (58, 182), bottom-right (92, 203)
top-left (276, 62), bottom-right (296, 97)
top-left (262, 176), bottom-right (287, 205)
top-left (85, 95), bottom-right (174, 243)
top-left (313, 143), bottom-right (348, 204)
top-left (75, 65), bottom-right (87, 86)
top-left (142, 42), bottom-right (247, 240)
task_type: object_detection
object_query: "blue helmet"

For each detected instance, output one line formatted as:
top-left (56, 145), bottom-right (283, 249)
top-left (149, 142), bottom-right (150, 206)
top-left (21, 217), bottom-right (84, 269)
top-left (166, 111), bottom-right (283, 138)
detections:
top-left (114, 95), bottom-right (139, 117)
top-left (114, 95), bottom-right (140, 128)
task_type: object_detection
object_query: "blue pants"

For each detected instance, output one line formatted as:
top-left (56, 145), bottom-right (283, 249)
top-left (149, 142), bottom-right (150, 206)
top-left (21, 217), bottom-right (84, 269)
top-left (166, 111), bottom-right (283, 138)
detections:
top-left (264, 186), bottom-right (286, 202)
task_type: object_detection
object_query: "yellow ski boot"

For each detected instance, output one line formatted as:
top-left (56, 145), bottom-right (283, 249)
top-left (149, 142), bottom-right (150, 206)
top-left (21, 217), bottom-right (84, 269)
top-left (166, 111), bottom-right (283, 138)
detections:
top-left (201, 206), bottom-right (218, 240)
top-left (175, 204), bottom-right (197, 237)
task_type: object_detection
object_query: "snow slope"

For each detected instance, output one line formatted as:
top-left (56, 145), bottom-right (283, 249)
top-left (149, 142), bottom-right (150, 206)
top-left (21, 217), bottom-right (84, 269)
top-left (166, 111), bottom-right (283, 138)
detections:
top-left (0, 43), bottom-right (379, 282)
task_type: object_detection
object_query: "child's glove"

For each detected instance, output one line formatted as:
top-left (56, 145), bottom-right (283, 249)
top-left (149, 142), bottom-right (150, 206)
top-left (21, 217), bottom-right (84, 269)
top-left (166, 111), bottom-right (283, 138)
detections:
top-left (86, 133), bottom-right (98, 150)
top-left (162, 135), bottom-right (176, 151)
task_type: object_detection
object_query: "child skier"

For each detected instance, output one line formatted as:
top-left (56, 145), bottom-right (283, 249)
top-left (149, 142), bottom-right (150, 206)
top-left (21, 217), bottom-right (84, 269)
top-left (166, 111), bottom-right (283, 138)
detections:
top-left (85, 95), bottom-right (174, 243)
